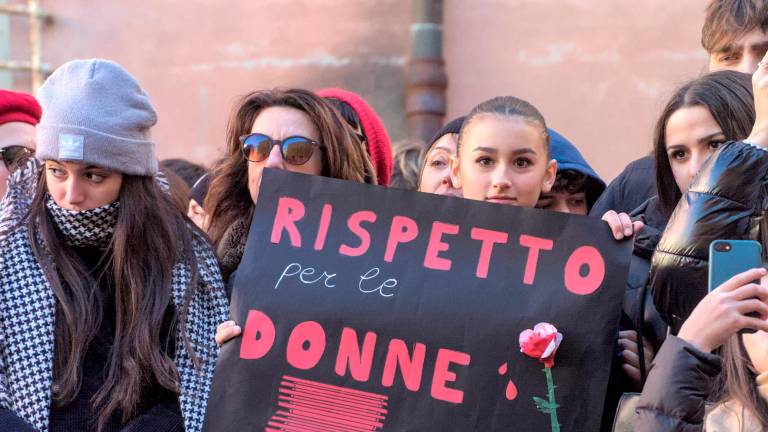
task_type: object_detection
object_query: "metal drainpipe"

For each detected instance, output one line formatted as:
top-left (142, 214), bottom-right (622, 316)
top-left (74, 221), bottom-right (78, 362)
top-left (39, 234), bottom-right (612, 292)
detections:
top-left (406, 0), bottom-right (447, 146)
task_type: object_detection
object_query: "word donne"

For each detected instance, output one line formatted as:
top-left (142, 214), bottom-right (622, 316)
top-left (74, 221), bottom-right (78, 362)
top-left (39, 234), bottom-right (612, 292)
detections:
top-left (240, 309), bottom-right (471, 404)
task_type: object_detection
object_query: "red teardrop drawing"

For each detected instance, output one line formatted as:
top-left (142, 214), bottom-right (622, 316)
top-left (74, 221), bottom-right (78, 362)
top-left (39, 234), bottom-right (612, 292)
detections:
top-left (498, 363), bottom-right (508, 375)
top-left (497, 362), bottom-right (518, 401)
top-left (505, 379), bottom-right (518, 400)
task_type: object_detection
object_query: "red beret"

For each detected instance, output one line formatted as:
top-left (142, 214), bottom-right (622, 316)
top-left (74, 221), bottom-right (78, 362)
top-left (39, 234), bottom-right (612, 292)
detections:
top-left (0, 89), bottom-right (42, 126)
top-left (317, 88), bottom-right (393, 186)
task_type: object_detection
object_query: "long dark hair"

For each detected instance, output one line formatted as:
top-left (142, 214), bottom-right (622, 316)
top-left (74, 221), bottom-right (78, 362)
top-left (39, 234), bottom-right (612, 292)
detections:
top-left (716, 335), bottom-right (768, 429)
top-left (27, 172), bottom-right (201, 430)
top-left (205, 88), bottom-right (372, 250)
top-left (654, 70), bottom-right (754, 216)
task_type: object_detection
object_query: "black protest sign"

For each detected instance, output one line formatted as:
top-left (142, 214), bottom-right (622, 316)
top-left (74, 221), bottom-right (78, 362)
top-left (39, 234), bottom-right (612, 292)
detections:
top-left (204, 169), bottom-right (631, 432)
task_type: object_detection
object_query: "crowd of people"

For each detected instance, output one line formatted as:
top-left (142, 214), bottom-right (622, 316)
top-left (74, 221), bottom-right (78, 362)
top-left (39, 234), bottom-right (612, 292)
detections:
top-left (0, 0), bottom-right (767, 431)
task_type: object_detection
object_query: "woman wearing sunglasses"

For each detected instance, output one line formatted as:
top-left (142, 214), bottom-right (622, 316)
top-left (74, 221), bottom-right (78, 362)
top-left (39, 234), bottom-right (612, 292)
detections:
top-left (205, 88), bottom-right (374, 283)
top-left (0, 60), bottom-right (228, 432)
top-left (0, 89), bottom-right (40, 198)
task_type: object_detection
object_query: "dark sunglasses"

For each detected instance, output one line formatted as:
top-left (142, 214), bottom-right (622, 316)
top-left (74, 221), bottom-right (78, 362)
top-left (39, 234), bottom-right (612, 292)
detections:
top-left (240, 133), bottom-right (322, 165)
top-left (0, 145), bottom-right (33, 173)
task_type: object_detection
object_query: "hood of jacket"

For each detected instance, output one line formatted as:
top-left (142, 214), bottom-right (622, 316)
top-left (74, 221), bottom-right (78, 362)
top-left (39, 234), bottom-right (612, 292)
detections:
top-left (548, 128), bottom-right (606, 211)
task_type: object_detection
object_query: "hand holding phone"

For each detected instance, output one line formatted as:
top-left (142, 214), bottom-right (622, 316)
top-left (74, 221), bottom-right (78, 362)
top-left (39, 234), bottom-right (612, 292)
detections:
top-left (679, 267), bottom-right (768, 352)
top-left (709, 240), bottom-right (764, 334)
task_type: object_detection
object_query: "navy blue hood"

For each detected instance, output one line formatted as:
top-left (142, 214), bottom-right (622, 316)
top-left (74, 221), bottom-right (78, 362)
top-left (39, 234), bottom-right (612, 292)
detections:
top-left (548, 128), bottom-right (606, 210)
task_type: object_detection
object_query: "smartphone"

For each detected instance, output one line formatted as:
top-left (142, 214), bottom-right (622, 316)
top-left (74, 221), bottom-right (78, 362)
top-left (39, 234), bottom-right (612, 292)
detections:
top-left (708, 240), bottom-right (763, 292)
top-left (709, 240), bottom-right (763, 334)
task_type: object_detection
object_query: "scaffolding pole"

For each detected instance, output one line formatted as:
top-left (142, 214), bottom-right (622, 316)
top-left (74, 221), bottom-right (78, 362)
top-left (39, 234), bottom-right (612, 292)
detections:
top-left (0, 0), bottom-right (52, 91)
top-left (28, 0), bottom-right (42, 89)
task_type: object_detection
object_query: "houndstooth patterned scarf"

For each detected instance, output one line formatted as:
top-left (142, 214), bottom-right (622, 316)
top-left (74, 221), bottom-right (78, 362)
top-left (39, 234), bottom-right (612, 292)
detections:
top-left (0, 159), bottom-right (37, 237)
top-left (0, 160), bottom-right (229, 432)
top-left (45, 196), bottom-right (118, 249)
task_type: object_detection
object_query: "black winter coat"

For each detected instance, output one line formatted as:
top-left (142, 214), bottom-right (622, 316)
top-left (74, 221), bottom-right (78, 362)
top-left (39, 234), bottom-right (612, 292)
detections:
top-left (649, 141), bottom-right (768, 334)
top-left (624, 196), bottom-right (668, 352)
top-left (589, 155), bottom-right (657, 217)
top-left (635, 335), bottom-right (720, 431)
top-left (600, 196), bottom-right (669, 431)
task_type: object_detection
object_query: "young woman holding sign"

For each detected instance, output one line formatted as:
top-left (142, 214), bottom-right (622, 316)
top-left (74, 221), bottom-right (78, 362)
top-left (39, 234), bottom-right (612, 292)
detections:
top-left (446, 96), bottom-right (649, 429)
top-left (447, 95), bottom-right (641, 240)
top-left (448, 96), bottom-right (558, 210)
top-left (0, 60), bottom-right (228, 432)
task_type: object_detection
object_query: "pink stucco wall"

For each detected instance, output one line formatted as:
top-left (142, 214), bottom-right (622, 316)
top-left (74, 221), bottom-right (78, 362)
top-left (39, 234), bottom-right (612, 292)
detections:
top-left (444, 1), bottom-right (707, 181)
top-left (6, 0), bottom-right (710, 181)
top-left (10, 0), bottom-right (410, 164)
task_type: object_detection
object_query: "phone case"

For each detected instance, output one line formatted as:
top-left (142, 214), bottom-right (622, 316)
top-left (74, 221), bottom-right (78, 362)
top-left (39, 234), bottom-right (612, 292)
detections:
top-left (708, 240), bottom-right (763, 292)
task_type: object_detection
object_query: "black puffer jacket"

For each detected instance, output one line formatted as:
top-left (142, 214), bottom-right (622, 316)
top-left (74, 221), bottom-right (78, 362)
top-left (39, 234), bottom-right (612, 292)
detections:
top-left (649, 141), bottom-right (768, 334)
top-left (624, 196), bottom-right (668, 352)
top-left (635, 335), bottom-right (720, 431)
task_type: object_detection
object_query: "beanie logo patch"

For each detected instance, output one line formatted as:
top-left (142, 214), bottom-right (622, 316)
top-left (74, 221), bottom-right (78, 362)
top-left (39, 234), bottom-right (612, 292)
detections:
top-left (58, 134), bottom-right (84, 160)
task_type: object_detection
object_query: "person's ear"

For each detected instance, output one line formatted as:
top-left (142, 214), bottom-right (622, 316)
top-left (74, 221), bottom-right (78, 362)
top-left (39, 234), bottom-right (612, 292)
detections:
top-left (450, 155), bottom-right (462, 189)
top-left (541, 159), bottom-right (557, 193)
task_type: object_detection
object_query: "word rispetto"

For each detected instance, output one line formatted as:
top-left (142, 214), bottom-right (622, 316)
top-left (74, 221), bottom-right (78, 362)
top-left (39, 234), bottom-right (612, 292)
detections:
top-left (269, 196), bottom-right (607, 296)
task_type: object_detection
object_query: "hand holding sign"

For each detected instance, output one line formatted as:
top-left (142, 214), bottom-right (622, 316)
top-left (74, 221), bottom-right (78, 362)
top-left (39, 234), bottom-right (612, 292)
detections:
top-left (601, 210), bottom-right (644, 240)
top-left (215, 320), bottom-right (241, 346)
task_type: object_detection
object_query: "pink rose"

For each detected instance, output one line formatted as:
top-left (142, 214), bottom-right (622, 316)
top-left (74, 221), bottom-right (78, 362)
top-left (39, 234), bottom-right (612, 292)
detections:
top-left (519, 323), bottom-right (563, 368)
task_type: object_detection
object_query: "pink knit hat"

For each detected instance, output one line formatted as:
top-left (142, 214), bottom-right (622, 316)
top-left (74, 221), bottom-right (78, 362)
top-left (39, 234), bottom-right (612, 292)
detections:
top-left (316, 88), bottom-right (393, 185)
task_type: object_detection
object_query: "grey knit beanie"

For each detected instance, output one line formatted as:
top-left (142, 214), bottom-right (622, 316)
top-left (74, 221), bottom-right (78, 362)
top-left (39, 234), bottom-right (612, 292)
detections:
top-left (36, 59), bottom-right (158, 176)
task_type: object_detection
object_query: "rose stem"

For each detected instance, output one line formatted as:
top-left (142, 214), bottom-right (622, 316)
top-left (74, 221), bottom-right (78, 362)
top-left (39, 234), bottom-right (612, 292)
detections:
top-left (544, 366), bottom-right (560, 432)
